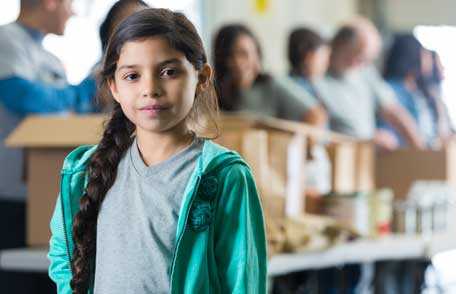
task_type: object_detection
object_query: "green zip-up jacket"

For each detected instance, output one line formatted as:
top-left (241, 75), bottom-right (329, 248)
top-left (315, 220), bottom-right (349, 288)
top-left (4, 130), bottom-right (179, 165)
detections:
top-left (48, 140), bottom-right (267, 293)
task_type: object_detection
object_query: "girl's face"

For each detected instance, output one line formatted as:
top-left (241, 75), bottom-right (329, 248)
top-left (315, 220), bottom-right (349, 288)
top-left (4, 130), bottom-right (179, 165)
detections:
top-left (227, 34), bottom-right (261, 88)
top-left (109, 37), bottom-right (209, 134)
top-left (303, 45), bottom-right (330, 79)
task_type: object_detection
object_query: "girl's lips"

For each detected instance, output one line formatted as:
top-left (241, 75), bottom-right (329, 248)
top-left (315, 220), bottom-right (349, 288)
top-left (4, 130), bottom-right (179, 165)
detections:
top-left (140, 104), bottom-right (170, 110)
top-left (139, 104), bottom-right (171, 117)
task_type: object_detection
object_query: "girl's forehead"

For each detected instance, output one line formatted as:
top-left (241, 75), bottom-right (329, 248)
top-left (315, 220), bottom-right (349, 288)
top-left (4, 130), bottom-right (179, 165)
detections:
top-left (117, 37), bottom-right (186, 64)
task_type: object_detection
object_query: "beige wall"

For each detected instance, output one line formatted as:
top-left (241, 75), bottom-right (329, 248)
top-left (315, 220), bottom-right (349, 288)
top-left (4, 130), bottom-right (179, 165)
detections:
top-left (202, 0), bottom-right (358, 74)
top-left (385, 0), bottom-right (456, 30)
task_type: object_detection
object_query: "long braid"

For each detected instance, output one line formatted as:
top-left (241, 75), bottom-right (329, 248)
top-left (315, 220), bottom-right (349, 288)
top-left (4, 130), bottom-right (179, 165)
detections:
top-left (70, 104), bottom-right (134, 293)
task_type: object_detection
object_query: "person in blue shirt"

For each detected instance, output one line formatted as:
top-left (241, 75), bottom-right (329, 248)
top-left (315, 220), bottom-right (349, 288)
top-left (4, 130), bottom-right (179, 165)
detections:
top-left (0, 1), bottom-right (97, 291)
top-left (379, 34), bottom-right (441, 148)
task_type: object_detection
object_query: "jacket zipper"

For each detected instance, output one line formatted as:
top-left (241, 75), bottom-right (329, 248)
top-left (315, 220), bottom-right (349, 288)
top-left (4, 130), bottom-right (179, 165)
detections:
top-left (169, 175), bottom-right (201, 293)
top-left (60, 171), bottom-right (73, 277)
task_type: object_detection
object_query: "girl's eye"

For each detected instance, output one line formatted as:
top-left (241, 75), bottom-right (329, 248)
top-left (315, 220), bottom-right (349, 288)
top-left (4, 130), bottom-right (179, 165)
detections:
top-left (160, 68), bottom-right (178, 78)
top-left (124, 73), bottom-right (139, 81)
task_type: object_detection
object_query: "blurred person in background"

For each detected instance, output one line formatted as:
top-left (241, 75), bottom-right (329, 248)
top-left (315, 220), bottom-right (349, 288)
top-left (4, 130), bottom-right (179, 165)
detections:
top-left (0, 0), bottom-right (97, 291)
top-left (422, 50), bottom-right (453, 144)
top-left (288, 27), bottom-right (330, 104)
top-left (315, 18), bottom-right (425, 150)
top-left (287, 27), bottom-right (332, 196)
top-left (99, 0), bottom-right (149, 56)
top-left (213, 24), bottom-right (327, 127)
top-left (379, 34), bottom-right (450, 148)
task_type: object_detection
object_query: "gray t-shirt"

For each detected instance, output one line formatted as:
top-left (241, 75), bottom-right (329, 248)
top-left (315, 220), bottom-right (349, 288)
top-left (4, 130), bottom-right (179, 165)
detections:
top-left (94, 137), bottom-right (204, 294)
top-left (0, 22), bottom-right (67, 200)
top-left (239, 76), bottom-right (318, 121)
top-left (315, 65), bottom-right (395, 139)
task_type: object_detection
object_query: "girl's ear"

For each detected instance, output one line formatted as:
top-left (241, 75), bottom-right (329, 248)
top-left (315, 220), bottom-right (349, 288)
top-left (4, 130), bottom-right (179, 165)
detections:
top-left (197, 64), bottom-right (213, 91)
top-left (108, 79), bottom-right (121, 104)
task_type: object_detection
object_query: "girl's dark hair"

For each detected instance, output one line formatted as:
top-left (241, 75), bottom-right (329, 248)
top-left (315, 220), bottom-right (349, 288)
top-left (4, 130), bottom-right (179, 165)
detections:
top-left (99, 0), bottom-right (149, 52)
top-left (71, 8), bottom-right (219, 293)
top-left (213, 24), bottom-right (269, 111)
top-left (288, 27), bottom-right (325, 76)
top-left (384, 33), bottom-right (423, 80)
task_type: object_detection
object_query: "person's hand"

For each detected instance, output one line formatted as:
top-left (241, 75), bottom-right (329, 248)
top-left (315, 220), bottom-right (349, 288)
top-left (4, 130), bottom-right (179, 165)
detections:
top-left (374, 129), bottom-right (400, 152)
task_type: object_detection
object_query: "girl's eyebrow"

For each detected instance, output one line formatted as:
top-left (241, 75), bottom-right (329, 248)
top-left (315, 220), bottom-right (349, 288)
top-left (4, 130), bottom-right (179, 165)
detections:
top-left (117, 58), bottom-right (183, 71)
top-left (158, 58), bottom-right (183, 67)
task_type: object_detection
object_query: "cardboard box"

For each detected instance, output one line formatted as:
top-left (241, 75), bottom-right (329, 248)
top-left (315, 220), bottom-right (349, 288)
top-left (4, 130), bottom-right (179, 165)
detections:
top-left (215, 127), bottom-right (306, 218)
top-left (327, 141), bottom-right (375, 194)
top-left (376, 140), bottom-right (456, 199)
top-left (217, 114), bottom-right (376, 216)
top-left (5, 115), bottom-right (106, 246)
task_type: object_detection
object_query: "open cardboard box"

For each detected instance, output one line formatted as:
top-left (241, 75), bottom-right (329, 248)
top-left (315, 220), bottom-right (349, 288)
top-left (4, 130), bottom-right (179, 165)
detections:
top-left (216, 114), bottom-right (376, 216)
top-left (376, 140), bottom-right (456, 199)
top-left (5, 115), bottom-right (106, 246)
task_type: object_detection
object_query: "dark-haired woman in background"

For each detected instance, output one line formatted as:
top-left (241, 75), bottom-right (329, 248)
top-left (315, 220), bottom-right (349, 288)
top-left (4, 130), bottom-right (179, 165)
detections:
top-left (379, 34), bottom-right (442, 148)
top-left (288, 27), bottom-right (330, 103)
top-left (213, 24), bottom-right (327, 126)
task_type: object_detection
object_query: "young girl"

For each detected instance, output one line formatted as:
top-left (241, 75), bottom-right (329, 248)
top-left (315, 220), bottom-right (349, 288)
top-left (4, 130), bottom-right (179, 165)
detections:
top-left (48, 8), bottom-right (267, 294)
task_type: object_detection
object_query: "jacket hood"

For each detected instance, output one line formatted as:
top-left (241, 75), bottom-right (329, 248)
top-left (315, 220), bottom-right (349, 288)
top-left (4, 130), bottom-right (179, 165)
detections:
top-left (61, 139), bottom-right (244, 176)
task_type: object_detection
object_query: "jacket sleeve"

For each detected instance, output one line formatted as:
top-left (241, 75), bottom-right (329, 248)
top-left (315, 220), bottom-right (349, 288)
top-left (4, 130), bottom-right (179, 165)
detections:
top-left (214, 164), bottom-right (268, 293)
top-left (48, 195), bottom-right (73, 294)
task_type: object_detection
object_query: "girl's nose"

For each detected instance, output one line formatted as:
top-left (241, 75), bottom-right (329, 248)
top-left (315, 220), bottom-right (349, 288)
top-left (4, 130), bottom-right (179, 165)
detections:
top-left (142, 78), bottom-right (163, 98)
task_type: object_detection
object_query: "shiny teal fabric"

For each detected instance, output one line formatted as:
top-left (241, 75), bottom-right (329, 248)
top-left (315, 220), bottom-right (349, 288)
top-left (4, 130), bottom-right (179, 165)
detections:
top-left (48, 140), bottom-right (267, 293)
